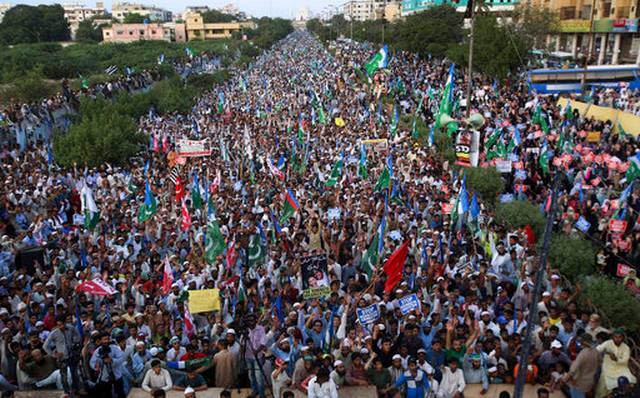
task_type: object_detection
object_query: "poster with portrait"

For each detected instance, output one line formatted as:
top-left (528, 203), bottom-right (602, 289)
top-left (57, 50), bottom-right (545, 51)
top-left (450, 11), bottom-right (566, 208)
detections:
top-left (301, 254), bottom-right (331, 299)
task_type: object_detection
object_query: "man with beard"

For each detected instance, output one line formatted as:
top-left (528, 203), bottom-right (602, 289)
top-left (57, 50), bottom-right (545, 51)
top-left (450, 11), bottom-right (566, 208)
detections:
top-left (329, 360), bottom-right (346, 388)
top-left (462, 351), bottom-right (489, 395)
top-left (43, 316), bottom-right (82, 397)
top-left (18, 348), bottom-right (60, 388)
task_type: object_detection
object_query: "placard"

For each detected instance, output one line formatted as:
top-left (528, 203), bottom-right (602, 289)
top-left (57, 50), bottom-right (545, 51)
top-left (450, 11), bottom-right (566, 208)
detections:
top-left (361, 138), bottom-right (388, 151)
top-left (587, 131), bottom-right (601, 142)
top-left (575, 216), bottom-right (591, 233)
top-left (188, 289), bottom-right (221, 313)
top-left (616, 263), bottom-right (634, 277)
top-left (176, 139), bottom-right (212, 157)
top-left (609, 219), bottom-right (628, 234)
top-left (357, 304), bottom-right (380, 325)
top-left (301, 254), bottom-right (331, 299)
top-left (496, 160), bottom-right (512, 173)
top-left (398, 294), bottom-right (420, 315)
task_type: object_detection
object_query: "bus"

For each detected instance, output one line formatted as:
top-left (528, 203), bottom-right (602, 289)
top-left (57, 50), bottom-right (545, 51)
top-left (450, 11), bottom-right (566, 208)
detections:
top-left (527, 64), bottom-right (640, 94)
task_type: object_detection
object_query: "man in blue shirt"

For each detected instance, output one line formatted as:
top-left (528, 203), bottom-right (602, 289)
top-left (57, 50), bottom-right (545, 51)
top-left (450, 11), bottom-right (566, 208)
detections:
top-left (89, 332), bottom-right (127, 398)
top-left (395, 358), bottom-right (430, 398)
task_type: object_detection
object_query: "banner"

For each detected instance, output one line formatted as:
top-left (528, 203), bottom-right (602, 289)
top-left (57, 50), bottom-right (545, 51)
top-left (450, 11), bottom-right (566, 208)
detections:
top-left (361, 138), bottom-right (388, 151)
top-left (398, 294), bottom-right (420, 315)
top-left (609, 219), bottom-right (627, 234)
top-left (586, 131), bottom-right (601, 142)
top-left (188, 289), bottom-right (221, 313)
top-left (176, 139), bottom-right (212, 157)
top-left (76, 278), bottom-right (117, 296)
top-left (455, 131), bottom-right (472, 167)
top-left (301, 254), bottom-right (331, 299)
top-left (357, 304), bottom-right (380, 325)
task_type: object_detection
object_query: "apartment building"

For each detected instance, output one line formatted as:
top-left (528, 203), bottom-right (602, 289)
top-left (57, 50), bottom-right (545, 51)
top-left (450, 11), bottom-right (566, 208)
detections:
top-left (531, 0), bottom-right (640, 64)
top-left (401, 0), bottom-right (520, 16)
top-left (342, 0), bottom-right (402, 21)
top-left (112, 2), bottom-right (172, 22)
top-left (183, 11), bottom-right (255, 41)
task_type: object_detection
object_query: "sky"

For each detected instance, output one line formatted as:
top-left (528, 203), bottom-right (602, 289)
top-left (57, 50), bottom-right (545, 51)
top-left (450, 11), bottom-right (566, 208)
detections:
top-left (6, 0), bottom-right (341, 18)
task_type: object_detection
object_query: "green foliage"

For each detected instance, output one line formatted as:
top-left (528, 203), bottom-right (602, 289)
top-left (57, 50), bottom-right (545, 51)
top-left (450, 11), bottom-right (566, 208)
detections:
top-left (187, 70), bottom-right (230, 92)
top-left (123, 13), bottom-right (145, 24)
top-left (0, 40), bottom-right (228, 83)
top-left (0, 70), bottom-right (57, 103)
top-left (548, 235), bottom-right (596, 282)
top-left (151, 78), bottom-right (198, 114)
top-left (393, 5), bottom-right (463, 58)
top-left (462, 166), bottom-right (504, 206)
top-left (448, 15), bottom-right (529, 80)
top-left (247, 17), bottom-right (293, 49)
top-left (202, 10), bottom-right (236, 23)
top-left (495, 200), bottom-right (545, 238)
top-left (578, 276), bottom-right (640, 333)
top-left (0, 5), bottom-right (70, 45)
top-left (75, 19), bottom-right (104, 43)
top-left (512, 5), bottom-right (559, 52)
top-left (53, 98), bottom-right (144, 168)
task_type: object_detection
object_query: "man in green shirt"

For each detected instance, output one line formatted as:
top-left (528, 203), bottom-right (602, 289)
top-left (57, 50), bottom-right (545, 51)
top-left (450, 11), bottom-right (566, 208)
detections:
top-left (174, 368), bottom-right (208, 391)
top-left (18, 348), bottom-right (60, 388)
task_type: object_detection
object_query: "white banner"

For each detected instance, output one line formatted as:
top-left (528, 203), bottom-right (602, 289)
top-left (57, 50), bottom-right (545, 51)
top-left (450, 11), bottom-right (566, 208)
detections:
top-left (176, 139), bottom-right (212, 157)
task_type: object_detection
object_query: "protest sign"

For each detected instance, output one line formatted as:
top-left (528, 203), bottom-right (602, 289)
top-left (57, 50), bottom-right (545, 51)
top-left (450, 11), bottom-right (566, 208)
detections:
top-left (617, 263), bottom-right (634, 277)
top-left (188, 289), bottom-right (221, 313)
top-left (609, 219), bottom-right (627, 234)
top-left (575, 216), bottom-right (591, 233)
top-left (302, 254), bottom-right (331, 299)
top-left (357, 304), bottom-right (380, 324)
top-left (398, 294), bottom-right (420, 315)
top-left (496, 160), bottom-right (512, 173)
top-left (176, 139), bottom-right (212, 157)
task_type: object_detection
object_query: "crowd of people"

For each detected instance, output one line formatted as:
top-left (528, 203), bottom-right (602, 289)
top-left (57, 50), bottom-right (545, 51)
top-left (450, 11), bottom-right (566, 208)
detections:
top-left (0, 29), bottom-right (639, 398)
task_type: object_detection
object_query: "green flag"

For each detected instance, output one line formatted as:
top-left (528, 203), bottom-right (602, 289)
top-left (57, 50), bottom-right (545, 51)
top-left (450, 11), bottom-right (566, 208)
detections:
top-left (618, 122), bottom-right (627, 139)
top-left (533, 105), bottom-right (549, 134)
top-left (539, 145), bottom-right (551, 175)
top-left (205, 219), bottom-right (225, 263)
top-left (82, 188), bottom-right (100, 231)
top-left (626, 155), bottom-right (640, 182)
top-left (137, 181), bottom-right (157, 223)
top-left (364, 45), bottom-right (389, 76)
top-left (247, 234), bottom-right (266, 268)
top-left (361, 233), bottom-right (379, 279)
top-left (191, 185), bottom-right (202, 210)
top-left (325, 157), bottom-right (343, 187)
top-left (374, 167), bottom-right (391, 193)
top-left (80, 76), bottom-right (89, 90)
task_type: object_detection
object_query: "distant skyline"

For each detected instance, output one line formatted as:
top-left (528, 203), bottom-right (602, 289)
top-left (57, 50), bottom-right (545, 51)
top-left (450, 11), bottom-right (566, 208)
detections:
top-left (2, 0), bottom-right (342, 18)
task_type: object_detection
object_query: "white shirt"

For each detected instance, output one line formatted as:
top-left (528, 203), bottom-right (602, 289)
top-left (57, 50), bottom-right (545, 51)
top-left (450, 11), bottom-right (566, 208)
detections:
top-left (141, 368), bottom-right (172, 392)
top-left (439, 367), bottom-right (466, 398)
top-left (307, 377), bottom-right (338, 398)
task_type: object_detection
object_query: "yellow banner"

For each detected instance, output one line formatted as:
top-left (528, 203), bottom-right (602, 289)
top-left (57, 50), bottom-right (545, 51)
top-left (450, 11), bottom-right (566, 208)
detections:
top-left (335, 117), bottom-right (346, 127)
top-left (188, 289), bottom-right (221, 313)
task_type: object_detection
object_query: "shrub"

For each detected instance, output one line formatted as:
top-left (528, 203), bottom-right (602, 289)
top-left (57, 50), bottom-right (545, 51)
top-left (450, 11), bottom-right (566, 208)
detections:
top-left (1, 70), bottom-right (57, 103)
top-left (495, 200), bottom-right (545, 239)
top-left (548, 234), bottom-right (596, 282)
top-left (53, 103), bottom-right (144, 167)
top-left (462, 166), bottom-right (505, 206)
top-left (151, 77), bottom-right (198, 115)
top-left (578, 276), bottom-right (640, 333)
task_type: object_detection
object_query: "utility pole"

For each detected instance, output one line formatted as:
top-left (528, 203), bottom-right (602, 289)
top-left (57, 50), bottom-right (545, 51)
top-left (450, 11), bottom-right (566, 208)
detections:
top-left (466, 0), bottom-right (476, 118)
top-left (513, 173), bottom-right (561, 398)
top-left (581, 0), bottom-right (597, 92)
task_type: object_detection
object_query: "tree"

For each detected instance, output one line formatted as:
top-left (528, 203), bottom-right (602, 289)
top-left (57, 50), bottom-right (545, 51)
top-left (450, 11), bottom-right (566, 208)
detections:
top-left (548, 235), bottom-right (596, 282)
top-left (512, 5), bottom-right (559, 52)
top-left (2, 70), bottom-right (57, 103)
top-left (201, 10), bottom-right (236, 23)
top-left (495, 201), bottom-right (546, 238)
top-left (0, 5), bottom-right (70, 45)
top-left (123, 13), bottom-right (145, 24)
top-left (579, 276), bottom-right (640, 333)
top-left (462, 166), bottom-right (505, 206)
top-left (393, 5), bottom-right (463, 59)
top-left (75, 19), bottom-right (104, 42)
top-left (53, 98), bottom-right (145, 168)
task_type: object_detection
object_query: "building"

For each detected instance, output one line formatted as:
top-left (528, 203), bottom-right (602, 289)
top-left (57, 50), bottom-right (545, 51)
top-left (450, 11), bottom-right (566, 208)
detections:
top-left (401, 0), bottom-right (519, 16)
top-left (63, 2), bottom-right (107, 39)
top-left (112, 2), bottom-right (172, 22)
top-left (342, 0), bottom-right (403, 21)
top-left (0, 3), bottom-right (11, 23)
top-left (185, 5), bottom-right (210, 14)
top-left (102, 21), bottom-right (186, 42)
top-left (532, 0), bottom-right (640, 64)
top-left (183, 11), bottom-right (254, 41)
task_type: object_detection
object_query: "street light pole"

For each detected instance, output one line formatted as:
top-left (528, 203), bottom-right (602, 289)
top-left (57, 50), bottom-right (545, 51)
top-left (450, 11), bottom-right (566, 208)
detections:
top-left (466, 1), bottom-right (476, 118)
top-left (581, 0), bottom-right (597, 92)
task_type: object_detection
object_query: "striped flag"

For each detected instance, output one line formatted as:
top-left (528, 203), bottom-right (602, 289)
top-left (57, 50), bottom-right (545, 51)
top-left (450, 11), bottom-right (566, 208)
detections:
top-left (105, 65), bottom-right (118, 75)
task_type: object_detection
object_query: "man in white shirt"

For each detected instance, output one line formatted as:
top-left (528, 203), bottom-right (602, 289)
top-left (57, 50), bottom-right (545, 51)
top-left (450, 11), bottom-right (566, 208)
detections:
top-left (439, 358), bottom-right (465, 398)
top-left (308, 367), bottom-right (338, 398)
top-left (141, 359), bottom-right (172, 394)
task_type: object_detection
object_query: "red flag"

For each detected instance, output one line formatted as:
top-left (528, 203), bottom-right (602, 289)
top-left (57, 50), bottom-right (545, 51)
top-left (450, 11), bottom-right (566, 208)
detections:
top-left (175, 177), bottom-right (184, 202)
top-left (181, 201), bottom-right (191, 231)
top-left (383, 241), bottom-right (409, 293)
top-left (161, 257), bottom-right (173, 295)
top-left (524, 224), bottom-right (536, 246)
top-left (153, 134), bottom-right (159, 152)
top-left (226, 241), bottom-right (237, 269)
top-left (162, 135), bottom-right (168, 153)
top-left (183, 304), bottom-right (195, 336)
top-left (75, 278), bottom-right (117, 296)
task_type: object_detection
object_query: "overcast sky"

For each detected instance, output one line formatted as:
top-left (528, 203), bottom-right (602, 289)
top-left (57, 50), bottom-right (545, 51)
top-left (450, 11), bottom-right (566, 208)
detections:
top-left (7, 0), bottom-right (341, 18)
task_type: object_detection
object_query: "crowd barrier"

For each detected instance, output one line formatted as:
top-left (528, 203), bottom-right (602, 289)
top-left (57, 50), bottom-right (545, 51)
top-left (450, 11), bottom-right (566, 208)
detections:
top-left (14, 384), bottom-right (565, 398)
